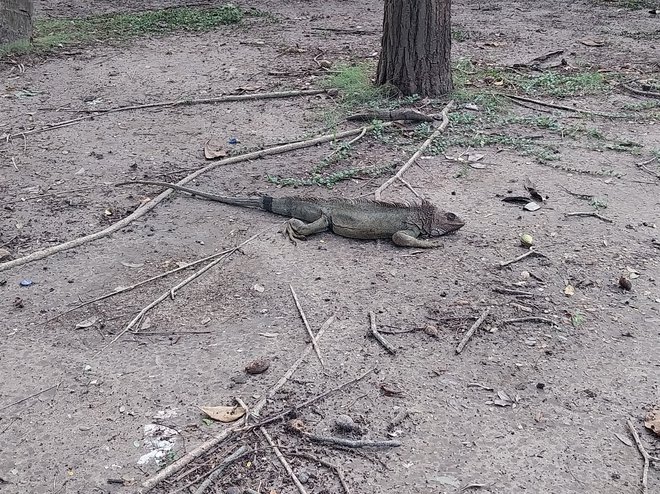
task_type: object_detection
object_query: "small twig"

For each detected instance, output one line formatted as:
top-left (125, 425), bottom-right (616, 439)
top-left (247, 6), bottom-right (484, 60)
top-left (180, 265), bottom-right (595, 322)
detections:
top-left (2, 184), bottom-right (112, 206)
top-left (397, 176), bottom-right (423, 198)
top-left (636, 156), bottom-right (659, 179)
top-left (304, 433), bottom-right (401, 449)
top-left (498, 250), bottom-right (543, 268)
top-left (1, 122), bottom-right (392, 273)
top-left (43, 248), bottom-right (238, 324)
top-left (498, 93), bottom-right (624, 118)
top-left (493, 287), bottom-right (535, 297)
top-left (290, 285), bottom-right (325, 367)
top-left (621, 83), bottom-right (660, 99)
top-left (502, 317), bottom-right (557, 326)
top-left (193, 445), bottom-right (251, 494)
top-left (0, 382), bottom-right (61, 411)
top-left (565, 211), bottom-right (613, 223)
top-left (261, 427), bottom-right (308, 494)
top-left (368, 311), bottom-right (396, 355)
top-left (288, 452), bottom-right (351, 494)
top-left (131, 331), bottom-right (212, 336)
top-left (627, 418), bottom-right (650, 494)
top-left (94, 228), bottom-right (271, 357)
top-left (467, 383), bottom-right (494, 391)
top-left (455, 308), bottom-right (491, 354)
top-left (374, 100), bottom-right (454, 200)
top-left (510, 302), bottom-right (533, 313)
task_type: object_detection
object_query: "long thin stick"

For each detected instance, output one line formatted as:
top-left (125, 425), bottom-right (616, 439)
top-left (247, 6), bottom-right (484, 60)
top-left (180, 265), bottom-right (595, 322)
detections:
top-left (94, 227), bottom-right (270, 357)
top-left (374, 100), bottom-right (454, 200)
top-left (3, 184), bottom-right (111, 206)
top-left (0, 123), bottom-right (390, 273)
top-left (455, 308), bottom-right (490, 354)
top-left (627, 418), bottom-right (650, 494)
top-left (636, 156), bottom-right (659, 179)
top-left (565, 211), bottom-right (613, 223)
top-left (289, 285), bottom-right (324, 367)
top-left (499, 93), bottom-right (623, 118)
top-left (43, 248), bottom-right (237, 324)
top-left (0, 382), bottom-right (61, 411)
top-left (502, 317), bottom-right (557, 326)
top-left (5, 89), bottom-right (328, 140)
top-left (261, 427), bottom-right (308, 494)
top-left (304, 433), bottom-right (400, 449)
top-left (289, 452), bottom-right (351, 494)
top-left (368, 311), bottom-right (396, 355)
top-left (139, 317), bottom-right (334, 492)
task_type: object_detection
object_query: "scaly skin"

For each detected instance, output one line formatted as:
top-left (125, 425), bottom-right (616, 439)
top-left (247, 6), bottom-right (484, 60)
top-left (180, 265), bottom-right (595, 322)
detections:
top-left (116, 180), bottom-right (465, 247)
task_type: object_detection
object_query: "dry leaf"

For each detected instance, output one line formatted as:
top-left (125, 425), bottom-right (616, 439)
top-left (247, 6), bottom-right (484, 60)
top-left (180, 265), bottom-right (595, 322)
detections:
top-left (380, 383), bottom-right (404, 397)
top-left (564, 285), bottom-right (575, 296)
top-left (614, 432), bottom-right (633, 446)
top-left (75, 316), bottom-right (98, 329)
top-left (204, 138), bottom-right (229, 160)
top-left (645, 408), bottom-right (660, 436)
top-left (140, 317), bottom-right (152, 331)
top-left (467, 153), bottom-right (485, 163)
top-left (0, 248), bottom-right (11, 260)
top-left (199, 405), bottom-right (246, 423)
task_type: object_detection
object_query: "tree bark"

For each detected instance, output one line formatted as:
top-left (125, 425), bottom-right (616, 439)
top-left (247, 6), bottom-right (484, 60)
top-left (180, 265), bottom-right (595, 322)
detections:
top-left (0, 0), bottom-right (34, 45)
top-left (376, 0), bottom-right (453, 98)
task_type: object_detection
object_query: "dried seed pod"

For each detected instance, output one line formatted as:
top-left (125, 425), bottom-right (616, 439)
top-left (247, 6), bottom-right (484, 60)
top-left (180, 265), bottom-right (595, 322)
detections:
top-left (245, 357), bottom-right (270, 375)
top-left (618, 276), bottom-right (632, 291)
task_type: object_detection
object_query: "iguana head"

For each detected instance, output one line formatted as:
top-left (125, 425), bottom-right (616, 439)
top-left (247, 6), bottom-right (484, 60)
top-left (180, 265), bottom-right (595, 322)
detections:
top-left (418, 200), bottom-right (465, 237)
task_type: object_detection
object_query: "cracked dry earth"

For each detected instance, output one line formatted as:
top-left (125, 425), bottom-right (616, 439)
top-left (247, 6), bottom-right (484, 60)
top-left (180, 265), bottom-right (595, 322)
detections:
top-left (1, 0), bottom-right (659, 493)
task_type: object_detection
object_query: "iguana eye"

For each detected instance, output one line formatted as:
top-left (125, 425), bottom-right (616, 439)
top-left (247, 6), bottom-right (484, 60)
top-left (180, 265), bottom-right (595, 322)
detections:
top-left (446, 212), bottom-right (457, 221)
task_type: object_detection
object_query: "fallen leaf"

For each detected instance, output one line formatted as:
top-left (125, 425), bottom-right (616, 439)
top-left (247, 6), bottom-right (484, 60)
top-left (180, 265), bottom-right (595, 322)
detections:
top-left (524, 202), bottom-right (541, 211)
top-left (497, 390), bottom-right (512, 402)
top-left (564, 285), bottom-right (575, 296)
top-left (429, 475), bottom-right (460, 487)
top-left (626, 267), bottom-right (640, 279)
top-left (492, 399), bottom-right (512, 407)
top-left (140, 317), bottom-right (152, 331)
top-left (467, 153), bottom-right (485, 163)
top-left (380, 383), bottom-right (404, 397)
top-left (0, 248), bottom-right (11, 260)
top-left (523, 176), bottom-right (544, 202)
top-left (645, 408), bottom-right (660, 436)
top-left (614, 432), bottom-right (633, 446)
top-left (76, 316), bottom-right (98, 329)
top-left (204, 138), bottom-right (229, 160)
top-left (199, 405), bottom-right (246, 423)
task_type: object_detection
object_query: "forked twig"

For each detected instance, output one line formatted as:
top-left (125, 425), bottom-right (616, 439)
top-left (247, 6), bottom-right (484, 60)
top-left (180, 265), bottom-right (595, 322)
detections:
top-left (374, 100), bottom-right (454, 200)
top-left (261, 428), bottom-right (308, 494)
top-left (565, 211), bottom-right (613, 223)
top-left (93, 227), bottom-right (272, 357)
top-left (455, 308), bottom-right (490, 354)
top-left (368, 311), bottom-right (396, 355)
top-left (0, 382), bottom-right (61, 411)
top-left (290, 285), bottom-right (325, 367)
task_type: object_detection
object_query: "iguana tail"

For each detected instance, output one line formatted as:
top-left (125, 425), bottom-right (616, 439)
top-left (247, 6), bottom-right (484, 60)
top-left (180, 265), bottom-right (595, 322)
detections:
top-left (115, 180), bottom-right (267, 209)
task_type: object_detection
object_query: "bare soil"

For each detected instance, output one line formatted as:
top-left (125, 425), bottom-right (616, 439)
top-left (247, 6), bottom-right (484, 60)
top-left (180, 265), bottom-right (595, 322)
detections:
top-left (1, 1), bottom-right (659, 493)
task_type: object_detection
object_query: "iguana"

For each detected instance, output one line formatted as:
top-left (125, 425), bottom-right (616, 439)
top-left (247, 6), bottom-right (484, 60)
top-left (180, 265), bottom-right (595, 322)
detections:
top-left (116, 180), bottom-right (465, 248)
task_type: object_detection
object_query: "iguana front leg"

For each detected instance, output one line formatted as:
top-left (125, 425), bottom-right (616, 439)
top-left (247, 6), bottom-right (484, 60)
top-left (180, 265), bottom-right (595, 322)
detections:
top-left (392, 230), bottom-right (442, 248)
top-left (284, 215), bottom-right (331, 243)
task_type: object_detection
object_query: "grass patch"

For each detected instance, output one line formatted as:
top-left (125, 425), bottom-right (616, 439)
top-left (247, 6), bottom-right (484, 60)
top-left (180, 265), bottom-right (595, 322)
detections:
top-left (0, 4), bottom-right (243, 57)
top-left (592, 0), bottom-right (656, 9)
top-left (518, 71), bottom-right (606, 97)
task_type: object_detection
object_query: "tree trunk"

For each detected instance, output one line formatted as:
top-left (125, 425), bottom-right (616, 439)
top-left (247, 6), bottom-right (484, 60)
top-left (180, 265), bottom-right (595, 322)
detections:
top-left (376, 0), bottom-right (453, 98)
top-left (0, 0), bottom-right (34, 45)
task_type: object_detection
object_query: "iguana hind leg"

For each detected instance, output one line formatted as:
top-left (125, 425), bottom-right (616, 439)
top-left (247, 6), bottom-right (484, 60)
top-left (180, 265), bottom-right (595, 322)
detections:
top-left (392, 230), bottom-right (442, 248)
top-left (284, 215), bottom-right (331, 243)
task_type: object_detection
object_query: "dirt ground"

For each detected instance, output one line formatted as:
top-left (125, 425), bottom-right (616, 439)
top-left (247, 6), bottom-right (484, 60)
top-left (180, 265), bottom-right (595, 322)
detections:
top-left (1, 0), bottom-right (659, 493)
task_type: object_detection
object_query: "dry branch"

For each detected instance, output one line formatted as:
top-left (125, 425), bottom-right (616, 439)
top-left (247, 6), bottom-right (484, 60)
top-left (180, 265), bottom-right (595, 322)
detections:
top-left (6, 89), bottom-right (329, 140)
top-left (455, 308), bottom-right (491, 354)
top-left (493, 287), bottom-right (535, 297)
top-left (368, 311), bottom-right (396, 355)
top-left (347, 109), bottom-right (433, 122)
top-left (374, 100), bottom-right (454, 201)
top-left (193, 445), bottom-right (251, 494)
top-left (565, 211), bottom-right (613, 223)
top-left (621, 83), bottom-right (660, 99)
top-left (290, 285), bottom-right (325, 367)
top-left (0, 123), bottom-right (390, 273)
top-left (627, 418), bottom-right (650, 494)
top-left (305, 433), bottom-right (401, 449)
top-left (502, 317), bottom-right (557, 326)
top-left (0, 382), bottom-right (61, 411)
top-left (499, 93), bottom-right (623, 118)
top-left (261, 428), bottom-right (308, 494)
